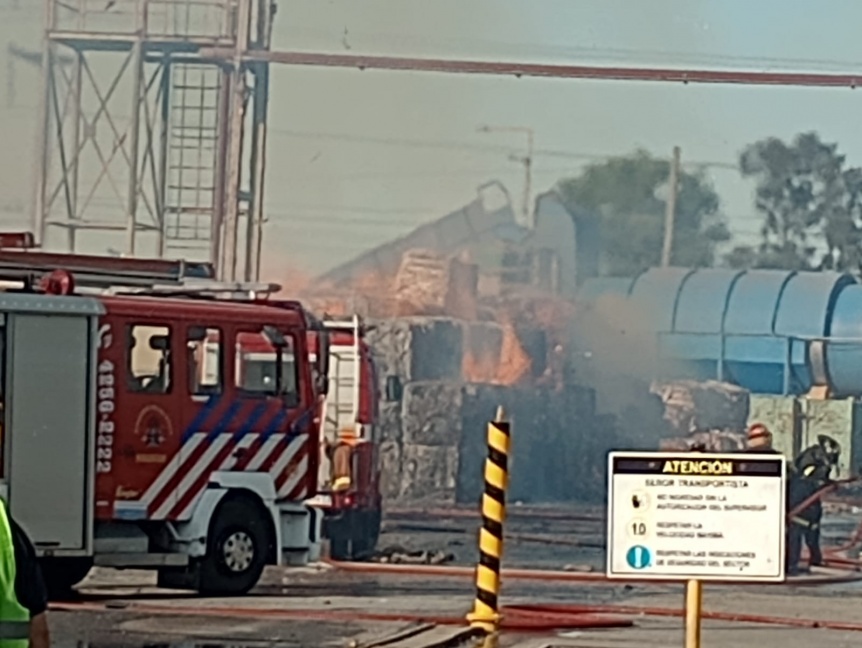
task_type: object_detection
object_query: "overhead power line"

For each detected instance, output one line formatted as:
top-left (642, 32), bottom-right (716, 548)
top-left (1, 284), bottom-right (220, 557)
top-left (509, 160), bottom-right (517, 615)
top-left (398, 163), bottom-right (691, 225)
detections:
top-left (269, 128), bottom-right (740, 170)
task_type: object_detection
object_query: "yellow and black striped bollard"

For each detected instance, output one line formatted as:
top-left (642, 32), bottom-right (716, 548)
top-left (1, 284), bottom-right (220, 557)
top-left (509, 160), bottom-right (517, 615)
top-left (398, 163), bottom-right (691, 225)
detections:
top-left (467, 408), bottom-right (511, 637)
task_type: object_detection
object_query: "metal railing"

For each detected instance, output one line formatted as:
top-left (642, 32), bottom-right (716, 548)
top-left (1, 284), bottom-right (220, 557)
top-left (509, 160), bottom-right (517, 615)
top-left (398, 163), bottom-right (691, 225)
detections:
top-left (49, 0), bottom-right (237, 43)
top-left (654, 329), bottom-right (862, 395)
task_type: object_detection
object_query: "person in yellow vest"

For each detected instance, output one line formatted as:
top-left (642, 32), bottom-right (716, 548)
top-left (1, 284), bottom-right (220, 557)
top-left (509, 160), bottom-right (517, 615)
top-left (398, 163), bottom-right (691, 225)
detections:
top-left (1, 497), bottom-right (49, 648)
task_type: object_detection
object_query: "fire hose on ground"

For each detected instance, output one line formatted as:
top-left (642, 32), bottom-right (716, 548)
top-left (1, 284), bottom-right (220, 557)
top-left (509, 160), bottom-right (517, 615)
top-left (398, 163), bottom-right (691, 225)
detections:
top-left (48, 599), bottom-right (862, 634)
top-left (331, 477), bottom-right (862, 582)
top-left (47, 473), bottom-right (862, 636)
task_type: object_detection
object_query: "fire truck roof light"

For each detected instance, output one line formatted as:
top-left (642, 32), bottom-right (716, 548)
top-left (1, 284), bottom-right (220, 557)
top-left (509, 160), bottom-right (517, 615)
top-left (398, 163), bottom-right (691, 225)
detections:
top-left (0, 233), bottom-right (37, 250)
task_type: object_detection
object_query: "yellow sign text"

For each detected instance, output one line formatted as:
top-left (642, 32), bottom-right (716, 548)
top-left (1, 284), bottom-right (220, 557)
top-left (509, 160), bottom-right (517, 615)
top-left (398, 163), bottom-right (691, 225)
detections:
top-left (662, 460), bottom-right (733, 475)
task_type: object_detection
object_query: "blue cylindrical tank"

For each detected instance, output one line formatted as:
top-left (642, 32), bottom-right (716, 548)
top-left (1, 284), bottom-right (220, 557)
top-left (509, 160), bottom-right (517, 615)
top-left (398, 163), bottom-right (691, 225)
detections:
top-left (824, 283), bottom-right (862, 395)
top-left (577, 268), bottom-right (860, 396)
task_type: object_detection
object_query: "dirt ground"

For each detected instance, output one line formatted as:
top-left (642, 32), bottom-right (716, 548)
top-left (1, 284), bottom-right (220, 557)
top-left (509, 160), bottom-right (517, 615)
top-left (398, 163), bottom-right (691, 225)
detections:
top-left (46, 506), bottom-right (862, 648)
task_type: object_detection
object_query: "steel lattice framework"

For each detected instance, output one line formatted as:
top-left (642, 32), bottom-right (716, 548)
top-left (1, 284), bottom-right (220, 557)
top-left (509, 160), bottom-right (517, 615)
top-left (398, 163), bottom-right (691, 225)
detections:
top-left (33, 0), bottom-right (273, 281)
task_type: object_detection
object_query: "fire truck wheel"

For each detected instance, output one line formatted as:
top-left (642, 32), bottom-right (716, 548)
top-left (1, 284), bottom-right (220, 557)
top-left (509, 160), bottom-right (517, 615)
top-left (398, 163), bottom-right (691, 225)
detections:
top-left (40, 557), bottom-right (93, 600)
top-left (329, 534), bottom-right (350, 561)
top-left (328, 508), bottom-right (382, 561)
top-left (198, 494), bottom-right (274, 596)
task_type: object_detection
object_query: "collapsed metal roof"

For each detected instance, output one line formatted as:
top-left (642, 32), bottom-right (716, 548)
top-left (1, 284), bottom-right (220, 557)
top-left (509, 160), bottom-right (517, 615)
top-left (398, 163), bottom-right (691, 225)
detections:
top-left (315, 181), bottom-right (599, 299)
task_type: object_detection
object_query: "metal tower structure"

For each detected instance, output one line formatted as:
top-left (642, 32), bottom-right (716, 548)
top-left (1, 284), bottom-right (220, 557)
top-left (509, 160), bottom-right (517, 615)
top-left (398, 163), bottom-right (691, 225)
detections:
top-left (32, 0), bottom-right (273, 281)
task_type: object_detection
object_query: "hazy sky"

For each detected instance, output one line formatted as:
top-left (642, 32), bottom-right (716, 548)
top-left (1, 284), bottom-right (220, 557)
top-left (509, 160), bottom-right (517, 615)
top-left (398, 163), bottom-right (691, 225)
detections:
top-left (3, 0), bottom-right (862, 278)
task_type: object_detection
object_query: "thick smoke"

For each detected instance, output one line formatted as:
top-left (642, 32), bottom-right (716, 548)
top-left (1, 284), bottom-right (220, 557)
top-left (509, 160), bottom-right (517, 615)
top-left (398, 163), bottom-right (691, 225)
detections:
top-left (572, 294), bottom-right (664, 381)
top-left (569, 294), bottom-right (682, 449)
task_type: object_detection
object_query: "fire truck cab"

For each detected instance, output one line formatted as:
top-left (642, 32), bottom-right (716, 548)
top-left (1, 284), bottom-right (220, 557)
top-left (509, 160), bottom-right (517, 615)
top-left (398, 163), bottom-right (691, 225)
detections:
top-left (0, 244), bottom-right (328, 597)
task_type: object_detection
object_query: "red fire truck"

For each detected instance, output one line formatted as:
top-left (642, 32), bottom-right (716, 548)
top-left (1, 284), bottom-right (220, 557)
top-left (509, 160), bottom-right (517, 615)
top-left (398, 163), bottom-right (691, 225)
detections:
top-left (0, 241), bottom-right (331, 597)
top-left (228, 316), bottom-right (383, 560)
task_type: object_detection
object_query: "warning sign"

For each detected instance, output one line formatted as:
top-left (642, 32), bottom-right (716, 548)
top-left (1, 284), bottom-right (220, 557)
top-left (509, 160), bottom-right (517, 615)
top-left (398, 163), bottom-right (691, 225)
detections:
top-left (606, 451), bottom-right (786, 582)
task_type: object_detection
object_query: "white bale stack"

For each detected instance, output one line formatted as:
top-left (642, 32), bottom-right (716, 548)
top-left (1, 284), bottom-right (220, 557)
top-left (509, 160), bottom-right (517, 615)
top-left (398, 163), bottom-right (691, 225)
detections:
top-left (366, 317), bottom-right (467, 503)
top-left (650, 379), bottom-right (750, 435)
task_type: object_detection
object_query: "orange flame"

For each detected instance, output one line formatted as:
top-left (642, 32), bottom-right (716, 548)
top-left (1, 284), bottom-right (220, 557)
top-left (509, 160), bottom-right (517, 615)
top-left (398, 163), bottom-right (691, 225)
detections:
top-left (262, 250), bottom-right (554, 388)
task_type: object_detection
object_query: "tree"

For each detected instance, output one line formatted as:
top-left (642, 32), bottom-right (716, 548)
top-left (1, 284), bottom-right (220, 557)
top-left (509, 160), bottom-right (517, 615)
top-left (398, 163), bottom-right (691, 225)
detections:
top-left (556, 150), bottom-right (730, 276)
top-left (729, 132), bottom-right (862, 273)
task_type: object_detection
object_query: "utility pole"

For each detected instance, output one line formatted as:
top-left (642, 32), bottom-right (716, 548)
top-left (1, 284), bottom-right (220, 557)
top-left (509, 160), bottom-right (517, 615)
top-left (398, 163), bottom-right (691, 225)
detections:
top-left (661, 146), bottom-right (680, 267)
top-left (476, 125), bottom-right (534, 227)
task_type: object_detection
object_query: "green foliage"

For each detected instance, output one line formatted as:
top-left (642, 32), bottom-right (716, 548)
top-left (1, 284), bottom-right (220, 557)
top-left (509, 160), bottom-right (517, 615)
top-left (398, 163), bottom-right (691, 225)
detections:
top-left (556, 150), bottom-right (730, 276)
top-left (729, 132), bottom-right (862, 273)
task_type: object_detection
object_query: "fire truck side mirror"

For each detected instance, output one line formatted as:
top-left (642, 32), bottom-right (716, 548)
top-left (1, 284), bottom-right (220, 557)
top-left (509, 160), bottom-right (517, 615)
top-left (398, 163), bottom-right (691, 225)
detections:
top-left (262, 325), bottom-right (286, 348)
top-left (149, 335), bottom-right (170, 351)
top-left (317, 329), bottom-right (330, 387)
top-left (385, 375), bottom-right (403, 402)
top-left (316, 374), bottom-right (329, 397)
top-left (187, 326), bottom-right (207, 342)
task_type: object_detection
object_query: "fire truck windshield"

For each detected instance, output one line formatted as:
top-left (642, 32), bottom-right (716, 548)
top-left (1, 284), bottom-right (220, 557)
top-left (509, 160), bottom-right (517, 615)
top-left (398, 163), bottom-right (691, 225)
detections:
top-left (235, 330), bottom-right (299, 406)
top-left (241, 356), bottom-right (297, 396)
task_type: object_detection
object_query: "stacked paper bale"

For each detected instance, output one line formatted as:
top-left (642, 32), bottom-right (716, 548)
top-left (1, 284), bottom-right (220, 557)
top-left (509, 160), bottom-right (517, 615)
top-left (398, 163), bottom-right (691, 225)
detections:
top-left (366, 314), bottom-right (613, 505)
top-left (393, 249), bottom-right (450, 315)
top-left (366, 317), bottom-right (465, 502)
top-left (399, 381), bottom-right (463, 501)
top-left (456, 384), bottom-right (614, 504)
top-left (650, 379), bottom-right (750, 449)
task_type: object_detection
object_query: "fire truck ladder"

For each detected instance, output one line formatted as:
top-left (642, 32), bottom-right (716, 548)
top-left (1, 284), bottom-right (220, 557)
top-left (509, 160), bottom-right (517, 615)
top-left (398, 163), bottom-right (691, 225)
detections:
top-left (110, 279), bottom-right (282, 300)
top-left (318, 315), bottom-right (362, 490)
top-left (0, 248), bottom-right (215, 289)
top-left (321, 315), bottom-right (362, 440)
top-left (0, 234), bottom-right (286, 297)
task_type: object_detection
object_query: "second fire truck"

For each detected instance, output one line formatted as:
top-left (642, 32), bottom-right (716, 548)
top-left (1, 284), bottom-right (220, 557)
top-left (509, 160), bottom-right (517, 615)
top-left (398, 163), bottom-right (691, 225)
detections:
top-left (229, 315), bottom-right (383, 560)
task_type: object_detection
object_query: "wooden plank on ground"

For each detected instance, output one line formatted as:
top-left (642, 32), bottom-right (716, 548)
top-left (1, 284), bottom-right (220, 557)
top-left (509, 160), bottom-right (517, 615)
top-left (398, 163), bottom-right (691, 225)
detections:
top-left (353, 622), bottom-right (436, 648)
top-left (384, 624), bottom-right (483, 648)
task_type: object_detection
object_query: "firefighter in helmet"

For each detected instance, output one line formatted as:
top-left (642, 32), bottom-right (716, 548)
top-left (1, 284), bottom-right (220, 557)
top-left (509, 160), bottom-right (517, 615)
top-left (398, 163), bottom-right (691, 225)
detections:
top-left (787, 435), bottom-right (841, 574)
top-left (744, 423), bottom-right (781, 454)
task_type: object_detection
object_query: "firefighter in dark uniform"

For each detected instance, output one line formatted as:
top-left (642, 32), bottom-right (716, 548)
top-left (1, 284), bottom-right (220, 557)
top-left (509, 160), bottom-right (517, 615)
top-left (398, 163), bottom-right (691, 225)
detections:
top-left (743, 424), bottom-right (803, 575)
top-left (786, 435), bottom-right (840, 574)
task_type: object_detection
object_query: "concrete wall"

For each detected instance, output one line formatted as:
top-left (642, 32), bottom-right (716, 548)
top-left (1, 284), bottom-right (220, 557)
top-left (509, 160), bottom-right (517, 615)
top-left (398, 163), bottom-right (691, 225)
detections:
top-left (748, 394), bottom-right (862, 479)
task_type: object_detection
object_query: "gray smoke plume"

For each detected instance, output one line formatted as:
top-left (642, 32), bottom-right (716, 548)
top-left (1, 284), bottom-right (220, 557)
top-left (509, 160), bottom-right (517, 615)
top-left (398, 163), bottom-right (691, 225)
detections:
top-left (569, 293), bottom-right (685, 449)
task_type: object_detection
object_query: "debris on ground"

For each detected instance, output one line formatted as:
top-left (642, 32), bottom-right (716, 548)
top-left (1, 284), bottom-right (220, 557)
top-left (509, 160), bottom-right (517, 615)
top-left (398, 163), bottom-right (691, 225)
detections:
top-left (373, 545), bottom-right (456, 565)
top-left (352, 623), bottom-right (482, 648)
top-left (562, 563), bottom-right (594, 572)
